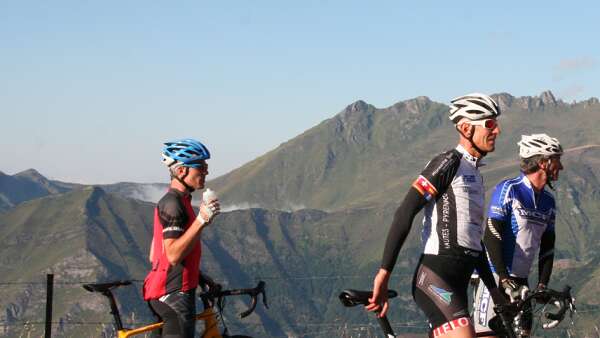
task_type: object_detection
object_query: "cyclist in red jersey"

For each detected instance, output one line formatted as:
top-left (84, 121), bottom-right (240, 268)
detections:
top-left (143, 139), bottom-right (220, 338)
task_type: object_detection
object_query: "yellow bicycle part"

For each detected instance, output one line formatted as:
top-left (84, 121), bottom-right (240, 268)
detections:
top-left (116, 308), bottom-right (221, 338)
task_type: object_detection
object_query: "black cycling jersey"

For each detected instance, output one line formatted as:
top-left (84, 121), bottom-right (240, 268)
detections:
top-left (381, 145), bottom-right (499, 331)
top-left (158, 189), bottom-right (190, 240)
top-left (382, 145), bottom-right (490, 269)
top-left (157, 189), bottom-right (191, 295)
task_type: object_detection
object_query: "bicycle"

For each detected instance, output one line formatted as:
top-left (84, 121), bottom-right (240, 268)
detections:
top-left (83, 276), bottom-right (268, 338)
top-left (338, 285), bottom-right (575, 338)
top-left (482, 285), bottom-right (576, 338)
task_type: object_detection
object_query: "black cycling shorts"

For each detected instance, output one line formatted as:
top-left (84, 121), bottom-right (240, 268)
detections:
top-left (148, 289), bottom-right (196, 338)
top-left (412, 254), bottom-right (475, 329)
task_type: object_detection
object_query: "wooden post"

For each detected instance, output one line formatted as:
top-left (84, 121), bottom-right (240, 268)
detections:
top-left (45, 274), bottom-right (54, 338)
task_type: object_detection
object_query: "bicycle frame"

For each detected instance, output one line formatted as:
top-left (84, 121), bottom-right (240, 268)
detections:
top-left (115, 309), bottom-right (219, 338)
top-left (82, 280), bottom-right (267, 338)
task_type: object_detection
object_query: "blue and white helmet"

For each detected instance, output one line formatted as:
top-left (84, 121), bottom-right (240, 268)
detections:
top-left (518, 134), bottom-right (563, 159)
top-left (449, 93), bottom-right (501, 124)
top-left (161, 139), bottom-right (210, 168)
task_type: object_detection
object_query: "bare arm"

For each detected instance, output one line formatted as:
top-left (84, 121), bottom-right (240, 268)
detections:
top-left (164, 218), bottom-right (206, 265)
top-left (149, 237), bottom-right (155, 262)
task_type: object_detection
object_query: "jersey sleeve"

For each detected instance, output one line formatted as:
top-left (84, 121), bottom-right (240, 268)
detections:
top-left (487, 181), bottom-right (511, 222)
top-left (380, 151), bottom-right (461, 271)
top-left (157, 195), bottom-right (187, 239)
top-left (380, 188), bottom-right (428, 271)
top-left (411, 150), bottom-right (461, 201)
top-left (546, 197), bottom-right (556, 233)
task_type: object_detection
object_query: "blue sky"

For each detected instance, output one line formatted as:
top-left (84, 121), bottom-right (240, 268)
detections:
top-left (1, 1), bottom-right (598, 183)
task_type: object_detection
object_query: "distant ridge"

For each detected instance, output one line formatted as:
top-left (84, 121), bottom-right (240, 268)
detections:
top-left (209, 90), bottom-right (600, 211)
top-left (0, 168), bottom-right (78, 211)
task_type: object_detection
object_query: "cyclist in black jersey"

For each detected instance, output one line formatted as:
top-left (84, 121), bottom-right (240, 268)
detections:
top-left (366, 93), bottom-right (507, 338)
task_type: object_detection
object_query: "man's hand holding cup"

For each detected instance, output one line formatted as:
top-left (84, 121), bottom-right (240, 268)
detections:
top-left (197, 188), bottom-right (220, 226)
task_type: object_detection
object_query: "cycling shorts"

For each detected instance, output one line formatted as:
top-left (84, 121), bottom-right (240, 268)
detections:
top-left (412, 254), bottom-right (475, 330)
top-left (148, 288), bottom-right (196, 338)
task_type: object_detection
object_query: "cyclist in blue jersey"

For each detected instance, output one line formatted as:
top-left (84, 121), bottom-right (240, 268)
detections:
top-left (473, 133), bottom-right (563, 337)
top-left (367, 93), bottom-right (506, 338)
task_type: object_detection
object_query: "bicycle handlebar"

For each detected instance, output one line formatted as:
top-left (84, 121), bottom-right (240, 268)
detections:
top-left (201, 280), bottom-right (268, 318)
top-left (536, 286), bottom-right (575, 329)
top-left (494, 285), bottom-right (575, 331)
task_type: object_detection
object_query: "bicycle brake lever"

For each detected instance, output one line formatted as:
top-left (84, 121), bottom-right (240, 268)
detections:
top-left (542, 299), bottom-right (566, 329)
top-left (259, 281), bottom-right (269, 309)
top-left (239, 281), bottom-right (267, 318)
top-left (240, 296), bottom-right (257, 318)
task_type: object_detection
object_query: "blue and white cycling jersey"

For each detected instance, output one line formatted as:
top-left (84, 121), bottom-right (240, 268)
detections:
top-left (487, 173), bottom-right (556, 278)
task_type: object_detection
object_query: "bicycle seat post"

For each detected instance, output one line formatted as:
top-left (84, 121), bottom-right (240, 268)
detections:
top-left (103, 290), bottom-right (125, 331)
top-left (376, 314), bottom-right (395, 337)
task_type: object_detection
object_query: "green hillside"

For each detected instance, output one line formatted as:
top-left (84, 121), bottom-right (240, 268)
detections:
top-left (208, 91), bottom-right (600, 212)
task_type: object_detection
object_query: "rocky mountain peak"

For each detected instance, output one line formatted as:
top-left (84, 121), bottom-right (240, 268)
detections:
top-left (15, 168), bottom-right (46, 181)
top-left (345, 100), bottom-right (369, 113)
top-left (540, 90), bottom-right (557, 105)
top-left (335, 100), bottom-right (376, 142)
top-left (492, 90), bottom-right (561, 112)
top-left (492, 92), bottom-right (515, 112)
top-left (404, 96), bottom-right (433, 114)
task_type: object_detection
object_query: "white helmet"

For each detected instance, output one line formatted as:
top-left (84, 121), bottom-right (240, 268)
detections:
top-left (449, 93), bottom-right (501, 123)
top-left (518, 134), bottom-right (563, 159)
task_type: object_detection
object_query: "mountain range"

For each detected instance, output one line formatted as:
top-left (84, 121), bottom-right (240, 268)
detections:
top-left (1, 90), bottom-right (599, 337)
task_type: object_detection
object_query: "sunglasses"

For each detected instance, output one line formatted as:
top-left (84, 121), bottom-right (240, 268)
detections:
top-left (467, 119), bottom-right (498, 130)
top-left (189, 161), bottom-right (208, 172)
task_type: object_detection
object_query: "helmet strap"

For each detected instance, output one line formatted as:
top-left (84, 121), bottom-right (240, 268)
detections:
top-left (468, 133), bottom-right (488, 158)
top-left (457, 124), bottom-right (487, 158)
top-left (172, 166), bottom-right (195, 193)
top-left (543, 159), bottom-right (556, 190)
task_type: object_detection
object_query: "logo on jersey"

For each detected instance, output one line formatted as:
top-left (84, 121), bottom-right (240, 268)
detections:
top-left (516, 208), bottom-right (551, 222)
top-left (463, 174), bottom-right (477, 183)
top-left (490, 205), bottom-right (506, 217)
top-left (429, 285), bottom-right (453, 305)
top-left (413, 175), bottom-right (438, 201)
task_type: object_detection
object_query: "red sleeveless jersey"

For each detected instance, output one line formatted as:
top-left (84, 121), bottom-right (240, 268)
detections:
top-left (143, 192), bottom-right (201, 300)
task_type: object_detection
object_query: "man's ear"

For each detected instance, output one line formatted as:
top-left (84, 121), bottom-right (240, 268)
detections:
top-left (173, 166), bottom-right (185, 177)
top-left (458, 123), bottom-right (473, 137)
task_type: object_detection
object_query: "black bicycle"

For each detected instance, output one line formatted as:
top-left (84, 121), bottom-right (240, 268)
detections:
top-left (484, 285), bottom-right (575, 338)
top-left (338, 285), bottom-right (575, 338)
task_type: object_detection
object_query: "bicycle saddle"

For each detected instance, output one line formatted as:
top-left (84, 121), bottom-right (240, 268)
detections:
top-left (339, 289), bottom-right (398, 307)
top-left (83, 280), bottom-right (132, 293)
